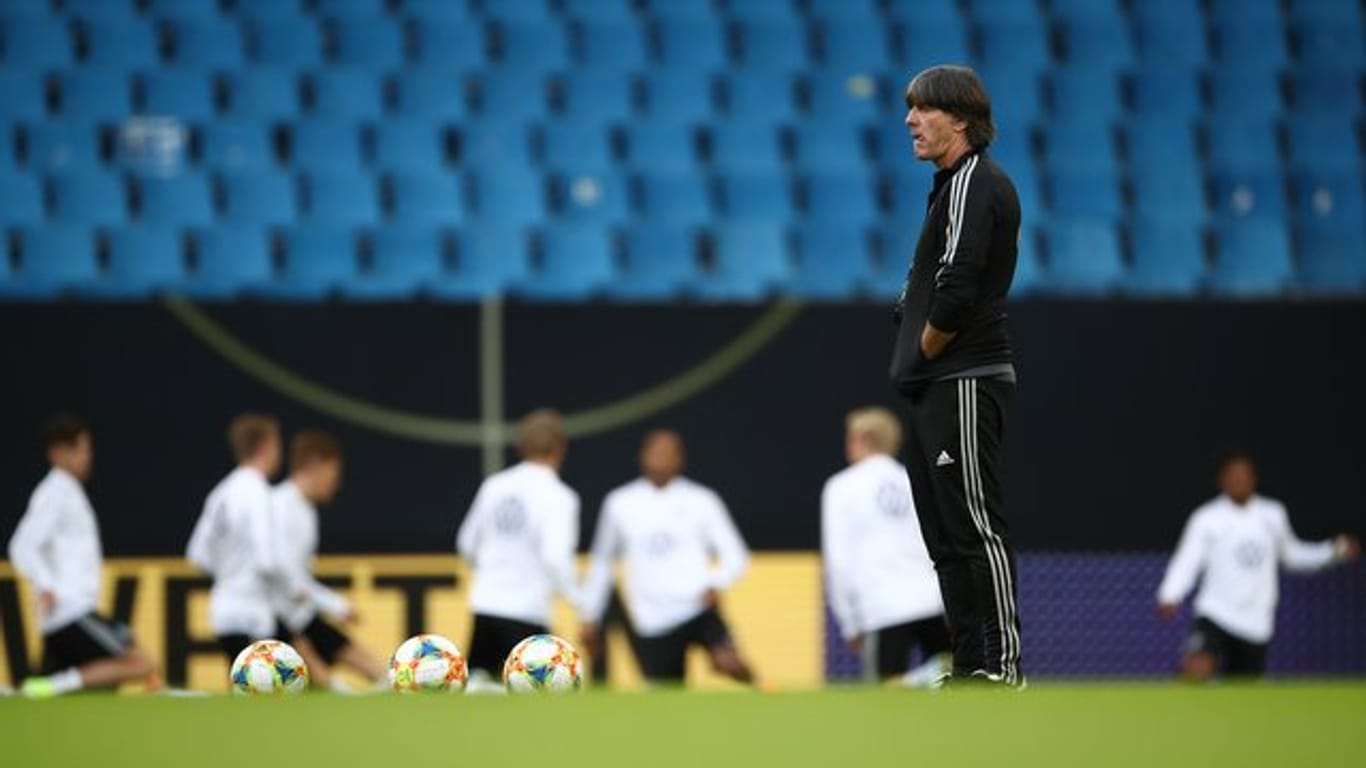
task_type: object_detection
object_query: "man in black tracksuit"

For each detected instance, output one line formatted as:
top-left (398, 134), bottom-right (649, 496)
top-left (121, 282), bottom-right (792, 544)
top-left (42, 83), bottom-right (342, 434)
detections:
top-left (888, 65), bottom-right (1023, 687)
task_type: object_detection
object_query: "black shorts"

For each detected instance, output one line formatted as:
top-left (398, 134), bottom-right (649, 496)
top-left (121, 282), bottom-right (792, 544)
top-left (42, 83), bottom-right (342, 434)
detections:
top-left (868, 616), bottom-right (951, 679)
top-left (1186, 617), bottom-right (1268, 678)
top-left (41, 613), bottom-right (133, 674)
top-left (296, 616), bottom-right (352, 665)
top-left (217, 621), bottom-right (289, 666)
top-left (467, 614), bottom-right (548, 675)
top-left (635, 608), bottom-right (734, 683)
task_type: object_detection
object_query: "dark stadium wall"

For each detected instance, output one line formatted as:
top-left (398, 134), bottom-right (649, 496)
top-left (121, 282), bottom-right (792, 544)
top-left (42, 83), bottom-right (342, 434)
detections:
top-left (1, 300), bottom-right (1363, 555)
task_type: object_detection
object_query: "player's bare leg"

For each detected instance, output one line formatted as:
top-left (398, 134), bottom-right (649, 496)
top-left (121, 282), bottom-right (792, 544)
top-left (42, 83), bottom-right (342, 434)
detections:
top-left (707, 643), bottom-right (755, 685)
top-left (1179, 651), bottom-right (1216, 682)
top-left (23, 643), bottom-right (159, 698)
top-left (291, 635), bottom-right (337, 690)
top-left (335, 643), bottom-right (387, 685)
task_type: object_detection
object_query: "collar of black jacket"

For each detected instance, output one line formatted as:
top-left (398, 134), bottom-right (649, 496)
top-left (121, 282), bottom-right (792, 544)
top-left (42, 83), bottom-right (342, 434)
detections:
top-left (932, 146), bottom-right (985, 188)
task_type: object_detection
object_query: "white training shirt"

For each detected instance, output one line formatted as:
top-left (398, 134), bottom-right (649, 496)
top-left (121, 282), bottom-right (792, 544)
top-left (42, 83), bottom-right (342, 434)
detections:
top-left (821, 454), bottom-right (944, 640)
top-left (456, 461), bottom-right (582, 626)
top-left (582, 476), bottom-right (749, 637)
top-left (1157, 493), bottom-right (1338, 643)
top-left (186, 466), bottom-right (294, 638)
top-left (269, 480), bottom-right (352, 632)
top-left (7, 468), bottom-right (103, 634)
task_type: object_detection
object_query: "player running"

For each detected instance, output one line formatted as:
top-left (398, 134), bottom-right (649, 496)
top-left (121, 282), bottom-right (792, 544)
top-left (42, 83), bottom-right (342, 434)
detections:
top-left (822, 407), bottom-right (950, 687)
top-left (581, 429), bottom-right (755, 686)
top-left (457, 409), bottom-right (584, 689)
top-left (270, 429), bottom-right (387, 692)
top-left (7, 414), bottom-right (159, 698)
top-left (186, 413), bottom-right (300, 664)
top-left (1157, 452), bottom-right (1360, 680)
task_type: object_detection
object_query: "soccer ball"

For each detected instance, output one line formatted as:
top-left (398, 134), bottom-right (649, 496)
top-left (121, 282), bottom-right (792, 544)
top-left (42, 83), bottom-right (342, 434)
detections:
top-left (229, 639), bottom-right (309, 695)
top-left (389, 633), bottom-right (469, 693)
top-left (503, 634), bottom-right (583, 694)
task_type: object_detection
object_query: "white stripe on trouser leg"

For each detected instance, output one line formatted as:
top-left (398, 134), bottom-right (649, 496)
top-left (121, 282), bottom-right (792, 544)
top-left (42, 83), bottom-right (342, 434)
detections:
top-left (77, 616), bottom-right (125, 656)
top-left (957, 379), bottom-right (1020, 684)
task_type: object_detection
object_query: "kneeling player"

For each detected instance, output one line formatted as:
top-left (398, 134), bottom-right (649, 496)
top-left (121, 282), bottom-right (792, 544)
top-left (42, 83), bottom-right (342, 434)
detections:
top-left (581, 430), bottom-right (755, 686)
top-left (271, 430), bottom-right (387, 691)
top-left (7, 414), bottom-right (159, 697)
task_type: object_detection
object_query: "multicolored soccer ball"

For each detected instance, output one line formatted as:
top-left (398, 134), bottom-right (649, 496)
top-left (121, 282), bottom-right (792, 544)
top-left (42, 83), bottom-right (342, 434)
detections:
top-left (229, 639), bottom-right (309, 695)
top-left (390, 633), bottom-right (469, 693)
top-left (503, 634), bottom-right (583, 694)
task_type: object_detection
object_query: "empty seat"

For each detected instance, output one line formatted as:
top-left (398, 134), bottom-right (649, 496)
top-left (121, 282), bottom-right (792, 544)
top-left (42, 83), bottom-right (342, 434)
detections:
top-left (140, 71), bottom-right (216, 122)
top-left (386, 171), bottom-right (465, 228)
top-left (1125, 122), bottom-right (1200, 172)
top-left (894, 20), bottom-right (971, 75)
top-left (1128, 68), bottom-right (1203, 119)
top-left (460, 121), bottom-right (535, 170)
top-left (702, 222), bottom-right (791, 300)
top-left (558, 70), bottom-right (634, 123)
top-left (185, 226), bottom-right (274, 299)
top-left (166, 18), bottom-right (246, 69)
top-left (222, 69), bottom-right (301, 120)
top-left (720, 71), bottom-right (799, 123)
top-left (5, 229), bottom-right (98, 297)
top-left (1127, 220), bottom-right (1206, 297)
top-left (301, 170), bottom-right (380, 226)
top-left (199, 119), bottom-right (276, 170)
top-left (623, 121), bottom-right (700, 173)
top-left (79, 18), bottom-right (161, 73)
top-left (267, 227), bottom-right (361, 299)
top-left (1057, 19), bottom-right (1135, 73)
top-left (810, 0), bottom-right (880, 20)
top-left (802, 172), bottom-right (878, 226)
top-left (792, 123), bottom-right (868, 172)
top-left (803, 72), bottom-right (880, 127)
top-left (400, 0), bottom-right (477, 23)
top-left (220, 171), bottom-right (298, 225)
top-left (23, 123), bottom-right (103, 172)
top-left (1042, 122), bottom-right (1118, 174)
top-left (496, 19), bottom-right (570, 73)
top-left (576, 19), bottom-right (648, 71)
top-left (733, 18), bottom-right (809, 72)
top-left (640, 70), bottom-right (715, 122)
top-left (654, 19), bottom-right (728, 70)
top-left (0, 172), bottom-right (44, 227)
top-left (1130, 166), bottom-right (1206, 224)
top-left (518, 223), bottom-right (616, 300)
top-left (476, 71), bottom-right (550, 121)
top-left (708, 123), bottom-right (784, 173)
top-left (1288, 68), bottom-right (1361, 115)
top-left (1211, 171), bottom-right (1288, 220)
top-left (977, 66), bottom-right (1042, 126)
top-left (49, 171), bottom-right (126, 227)
top-left (976, 19), bottom-right (1051, 74)
top-left (135, 173), bottom-right (216, 227)
top-left (0, 72), bottom-right (46, 122)
top-left (56, 71), bottom-right (133, 122)
top-left (1294, 173), bottom-right (1364, 229)
top-left (562, 0), bottom-right (634, 19)
top-left (1293, 19), bottom-right (1366, 70)
top-left (446, 226), bottom-right (532, 299)
top-left (717, 172), bottom-right (793, 222)
top-left (1046, 170), bottom-right (1123, 221)
top-left (882, 168), bottom-right (936, 233)
top-left (643, 0), bottom-right (713, 20)
top-left (1, 17), bottom-right (74, 69)
top-left (409, 19), bottom-right (487, 72)
top-left (146, 0), bottom-right (218, 17)
top-left (1209, 70), bottom-right (1283, 120)
top-left (1206, 119), bottom-right (1281, 175)
top-left (637, 172), bottom-right (713, 227)
top-left (230, 0), bottom-right (310, 23)
top-left (393, 69), bottom-right (469, 120)
top-left (345, 227), bottom-right (447, 300)
top-left (1045, 221), bottom-right (1125, 295)
top-left (482, 0), bottom-right (554, 21)
top-left (818, 20), bottom-right (892, 73)
top-left (468, 168), bottom-right (546, 227)
top-left (1050, 71), bottom-right (1122, 122)
top-left (609, 224), bottom-right (701, 299)
top-left (288, 119), bottom-right (364, 171)
top-left (1212, 21), bottom-right (1289, 72)
top-left (788, 224), bottom-right (874, 298)
top-left (329, 16), bottom-right (405, 69)
top-left (1211, 219), bottom-right (1294, 296)
top-left (551, 169), bottom-right (629, 223)
top-left (373, 119), bottom-right (448, 173)
top-left (307, 69), bottom-right (385, 120)
top-left (1008, 229), bottom-right (1043, 297)
top-left (1297, 224), bottom-right (1366, 293)
top-left (724, 0), bottom-right (797, 21)
top-left (1133, 18), bottom-right (1208, 69)
top-left (540, 123), bottom-right (615, 172)
top-left (1286, 118), bottom-right (1361, 174)
top-left (248, 17), bottom-right (325, 69)
top-left (101, 226), bottom-right (186, 298)
top-left (314, 0), bottom-right (389, 16)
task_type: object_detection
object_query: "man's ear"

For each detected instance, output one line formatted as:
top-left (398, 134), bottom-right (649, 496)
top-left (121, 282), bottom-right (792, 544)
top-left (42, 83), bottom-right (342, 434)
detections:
top-left (951, 115), bottom-right (969, 136)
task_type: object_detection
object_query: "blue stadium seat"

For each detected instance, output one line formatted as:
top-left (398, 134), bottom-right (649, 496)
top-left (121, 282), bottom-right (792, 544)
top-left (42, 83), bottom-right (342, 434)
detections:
top-left (1211, 219), bottom-right (1294, 296)
top-left (803, 72), bottom-right (880, 127)
top-left (654, 19), bottom-right (729, 71)
top-left (540, 123), bottom-right (615, 173)
top-left (1045, 220), bottom-right (1125, 296)
top-left (623, 121), bottom-right (700, 172)
top-left (563, 0), bottom-right (635, 20)
top-left (976, 18), bottom-right (1051, 74)
top-left (1294, 173), bottom-right (1365, 230)
top-left (818, 20), bottom-right (892, 73)
top-left (1209, 69), bottom-right (1283, 121)
top-left (222, 69), bottom-right (301, 120)
top-left (882, 168), bottom-right (935, 234)
top-left (185, 226), bottom-right (274, 299)
top-left (22, 123), bottom-right (102, 172)
top-left (1049, 0), bottom-right (1124, 23)
top-left (307, 69), bottom-right (385, 120)
top-left (701, 222), bottom-right (791, 300)
top-left (720, 71), bottom-right (798, 123)
top-left (1, 17), bottom-right (74, 70)
top-left (56, 71), bottom-right (133, 122)
top-left (5, 228), bottom-right (98, 298)
top-left (386, 171), bottom-right (465, 228)
top-left (248, 17), bottom-right (325, 69)
top-left (393, 69), bottom-right (469, 120)
top-left (1132, 18), bottom-right (1208, 69)
top-left (445, 226), bottom-right (532, 299)
top-left (140, 71), bottom-right (216, 122)
top-left (199, 119), bottom-right (275, 171)
top-left (609, 224), bottom-right (701, 300)
top-left (1128, 68), bottom-right (1203, 119)
top-left (62, 0), bottom-right (138, 21)
top-left (792, 123), bottom-right (868, 172)
top-left (1046, 170), bottom-right (1123, 221)
top-left (894, 20), bottom-right (971, 76)
top-left (518, 223), bottom-right (616, 300)
top-left (708, 123), bottom-right (784, 173)
top-left (642, 0), bottom-right (714, 20)
top-left (552, 169), bottom-right (629, 223)
top-left (49, 171), bottom-right (126, 227)
top-left (229, 0), bottom-right (309, 22)
top-left (344, 227), bottom-right (447, 300)
top-left (496, 19), bottom-right (570, 73)
top-left (135, 173), bottom-right (216, 227)
top-left (1286, 117), bottom-right (1361, 175)
top-left (1205, 119), bottom-right (1282, 175)
top-left (967, 0), bottom-right (1043, 22)
top-left (101, 226), bottom-right (186, 298)
top-left (460, 121), bottom-right (535, 170)
top-left (1125, 123), bottom-right (1199, 176)
top-left (733, 18), bottom-right (809, 72)
top-left (636, 172), bottom-right (714, 227)
top-left (1209, 0), bottom-right (1282, 25)
top-left (0, 72), bottom-right (46, 122)
top-left (558, 70), bottom-right (634, 123)
top-left (723, 0), bottom-right (796, 21)
top-left (267, 226), bottom-right (361, 299)
top-left (1212, 21), bottom-right (1289, 72)
top-left (329, 15), bottom-right (405, 69)
top-left (1009, 228), bottom-right (1043, 297)
top-left (373, 119), bottom-right (448, 173)
top-left (1289, 68), bottom-right (1361, 115)
top-left (1127, 221), bottom-right (1206, 297)
top-left (482, 0), bottom-right (554, 21)
top-left (220, 170), bottom-right (298, 225)
top-left (398, 0), bottom-right (477, 23)
top-left (289, 119), bottom-right (364, 172)
top-left (147, 0), bottom-right (217, 20)
top-left (476, 71), bottom-right (550, 121)
top-left (640, 70), bottom-right (715, 122)
top-left (1130, 165), bottom-right (1207, 225)
top-left (1211, 171), bottom-right (1288, 220)
top-left (1050, 71), bottom-right (1122, 123)
top-left (1297, 224), bottom-right (1366, 293)
top-left (313, 0), bottom-right (389, 16)
top-left (301, 171), bottom-right (380, 227)
top-left (717, 172), bottom-right (793, 222)
top-left (1293, 19), bottom-right (1366, 70)
top-left (788, 224), bottom-right (873, 299)
top-left (802, 172), bottom-right (878, 227)
top-left (1057, 19), bottom-right (1134, 73)
top-left (79, 18), bottom-right (160, 73)
top-left (1129, 0), bottom-right (1204, 28)
top-left (977, 66), bottom-right (1042, 126)
top-left (1041, 121), bottom-right (1117, 174)
top-left (576, 19), bottom-right (648, 71)
top-left (468, 168), bottom-right (546, 227)
top-left (166, 18), bottom-right (246, 69)
top-left (810, 0), bottom-right (880, 21)
top-left (0, 172), bottom-right (44, 227)
top-left (409, 19), bottom-right (487, 72)
top-left (1288, 0), bottom-right (1364, 24)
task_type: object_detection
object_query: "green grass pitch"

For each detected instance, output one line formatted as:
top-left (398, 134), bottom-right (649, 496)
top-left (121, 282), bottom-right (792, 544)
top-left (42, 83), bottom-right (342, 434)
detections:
top-left (2, 684), bottom-right (1362, 767)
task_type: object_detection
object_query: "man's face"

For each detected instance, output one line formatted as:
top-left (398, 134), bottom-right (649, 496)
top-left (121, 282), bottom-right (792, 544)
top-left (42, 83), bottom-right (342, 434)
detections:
top-left (309, 459), bottom-right (343, 505)
top-left (641, 433), bottom-right (684, 485)
top-left (263, 434), bottom-right (283, 478)
top-left (906, 105), bottom-right (964, 165)
top-left (69, 433), bottom-right (93, 480)
top-left (1220, 460), bottom-right (1257, 503)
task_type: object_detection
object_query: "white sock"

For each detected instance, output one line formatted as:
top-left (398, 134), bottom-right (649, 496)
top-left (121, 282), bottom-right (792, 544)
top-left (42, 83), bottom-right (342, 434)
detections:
top-left (51, 668), bottom-right (84, 695)
top-left (329, 678), bottom-right (357, 694)
top-left (901, 653), bottom-right (952, 689)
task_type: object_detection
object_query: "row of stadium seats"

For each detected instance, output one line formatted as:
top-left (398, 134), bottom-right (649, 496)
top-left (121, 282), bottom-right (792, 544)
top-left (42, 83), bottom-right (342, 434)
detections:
top-left (2, 217), bottom-right (1361, 301)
